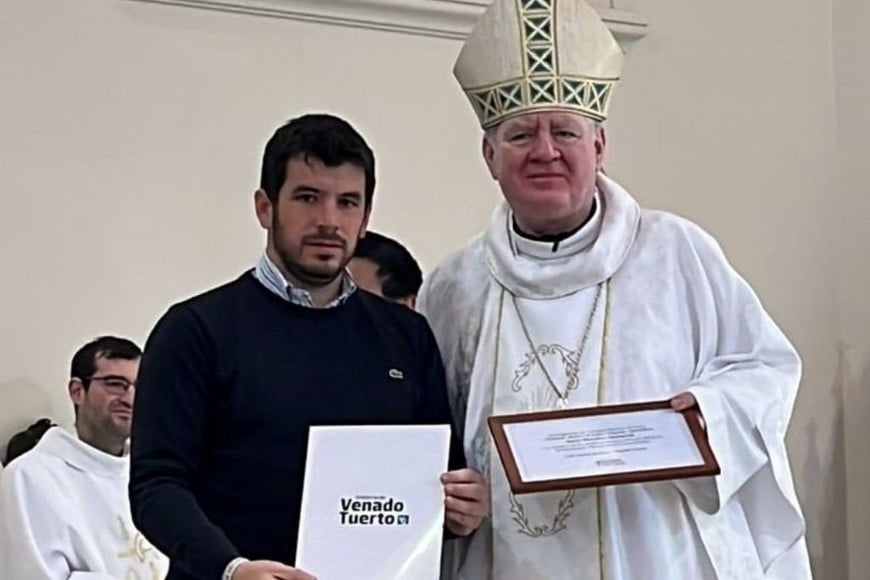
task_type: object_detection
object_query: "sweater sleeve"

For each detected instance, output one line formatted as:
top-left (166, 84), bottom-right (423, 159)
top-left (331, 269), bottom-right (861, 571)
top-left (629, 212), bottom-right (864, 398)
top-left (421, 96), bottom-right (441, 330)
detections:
top-left (129, 304), bottom-right (239, 579)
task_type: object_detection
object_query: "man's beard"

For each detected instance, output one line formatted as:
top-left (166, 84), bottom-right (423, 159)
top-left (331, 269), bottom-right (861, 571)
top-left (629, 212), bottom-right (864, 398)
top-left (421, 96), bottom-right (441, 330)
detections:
top-left (101, 414), bottom-right (131, 441)
top-left (273, 215), bottom-right (351, 288)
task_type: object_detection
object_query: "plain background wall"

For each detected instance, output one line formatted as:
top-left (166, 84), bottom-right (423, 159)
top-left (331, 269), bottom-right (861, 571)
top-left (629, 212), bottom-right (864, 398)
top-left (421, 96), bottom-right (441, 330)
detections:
top-left (0, 0), bottom-right (864, 576)
top-left (832, 0), bottom-right (870, 578)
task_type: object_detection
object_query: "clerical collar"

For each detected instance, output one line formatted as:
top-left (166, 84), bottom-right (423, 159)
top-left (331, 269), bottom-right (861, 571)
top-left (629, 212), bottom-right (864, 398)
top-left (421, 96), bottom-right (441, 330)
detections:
top-left (509, 192), bottom-right (602, 260)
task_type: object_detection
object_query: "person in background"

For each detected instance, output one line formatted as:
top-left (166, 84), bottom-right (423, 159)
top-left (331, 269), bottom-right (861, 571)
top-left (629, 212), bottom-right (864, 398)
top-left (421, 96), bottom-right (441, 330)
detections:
top-left (2, 417), bottom-right (56, 466)
top-left (0, 336), bottom-right (168, 579)
top-left (349, 230), bottom-right (423, 309)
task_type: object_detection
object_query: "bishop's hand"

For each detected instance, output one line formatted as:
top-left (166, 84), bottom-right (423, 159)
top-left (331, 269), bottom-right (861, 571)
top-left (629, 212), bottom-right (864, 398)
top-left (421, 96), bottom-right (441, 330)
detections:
top-left (670, 391), bottom-right (706, 430)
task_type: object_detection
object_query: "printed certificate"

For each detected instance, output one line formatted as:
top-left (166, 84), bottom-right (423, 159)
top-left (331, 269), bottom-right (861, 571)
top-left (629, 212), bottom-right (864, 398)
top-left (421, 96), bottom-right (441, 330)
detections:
top-left (295, 425), bottom-right (450, 579)
top-left (488, 400), bottom-right (719, 494)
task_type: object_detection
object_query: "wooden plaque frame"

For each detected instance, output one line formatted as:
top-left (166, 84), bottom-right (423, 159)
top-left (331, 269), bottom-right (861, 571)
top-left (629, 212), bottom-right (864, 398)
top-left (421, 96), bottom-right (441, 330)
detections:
top-left (487, 400), bottom-right (720, 494)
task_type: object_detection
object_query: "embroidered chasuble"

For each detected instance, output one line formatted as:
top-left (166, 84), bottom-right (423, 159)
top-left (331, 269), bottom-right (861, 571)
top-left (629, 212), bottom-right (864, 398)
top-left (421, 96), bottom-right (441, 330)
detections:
top-left (419, 174), bottom-right (812, 580)
top-left (483, 201), bottom-right (607, 579)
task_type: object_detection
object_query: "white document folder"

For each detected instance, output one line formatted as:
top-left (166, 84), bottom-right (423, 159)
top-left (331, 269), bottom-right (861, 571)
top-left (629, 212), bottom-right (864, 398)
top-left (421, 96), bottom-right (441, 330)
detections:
top-left (295, 424), bottom-right (451, 580)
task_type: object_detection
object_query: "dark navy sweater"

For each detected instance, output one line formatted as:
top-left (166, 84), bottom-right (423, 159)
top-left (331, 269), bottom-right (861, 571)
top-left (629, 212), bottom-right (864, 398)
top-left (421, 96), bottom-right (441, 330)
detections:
top-left (129, 273), bottom-right (464, 580)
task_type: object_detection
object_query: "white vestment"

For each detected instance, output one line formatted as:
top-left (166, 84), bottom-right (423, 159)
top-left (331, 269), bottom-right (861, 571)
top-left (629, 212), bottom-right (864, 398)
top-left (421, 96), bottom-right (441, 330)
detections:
top-left (419, 175), bottom-right (812, 580)
top-left (0, 426), bottom-right (168, 579)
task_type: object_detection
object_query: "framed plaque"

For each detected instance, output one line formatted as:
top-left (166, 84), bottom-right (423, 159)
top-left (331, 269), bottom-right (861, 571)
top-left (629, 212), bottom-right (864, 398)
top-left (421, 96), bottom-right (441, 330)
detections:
top-left (487, 400), bottom-right (719, 494)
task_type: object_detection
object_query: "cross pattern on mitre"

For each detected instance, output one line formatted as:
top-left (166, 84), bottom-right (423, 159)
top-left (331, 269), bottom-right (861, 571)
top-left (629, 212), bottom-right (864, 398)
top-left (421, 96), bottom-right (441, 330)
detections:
top-left (529, 78), bottom-right (557, 104)
top-left (497, 82), bottom-right (525, 110)
top-left (521, 1), bottom-right (557, 82)
top-left (561, 79), bottom-right (589, 106)
top-left (523, 13), bottom-right (553, 44)
top-left (588, 81), bottom-right (612, 112)
top-left (526, 45), bottom-right (556, 76)
top-left (560, 78), bottom-right (613, 117)
top-left (522, 0), bottom-right (552, 11)
top-left (471, 89), bottom-right (501, 121)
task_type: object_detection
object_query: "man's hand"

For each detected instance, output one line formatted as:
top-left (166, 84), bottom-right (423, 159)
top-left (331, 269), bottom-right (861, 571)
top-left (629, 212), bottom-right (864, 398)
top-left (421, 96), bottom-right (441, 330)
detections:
top-left (441, 468), bottom-right (488, 536)
top-left (670, 391), bottom-right (706, 429)
top-left (233, 560), bottom-right (316, 580)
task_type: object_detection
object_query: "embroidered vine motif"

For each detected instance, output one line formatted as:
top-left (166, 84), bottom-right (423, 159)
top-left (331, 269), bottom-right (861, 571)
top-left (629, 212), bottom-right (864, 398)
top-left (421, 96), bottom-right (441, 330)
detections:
top-left (509, 490), bottom-right (576, 537)
top-left (116, 516), bottom-right (162, 579)
top-left (122, 563), bottom-right (162, 580)
top-left (511, 344), bottom-right (579, 395)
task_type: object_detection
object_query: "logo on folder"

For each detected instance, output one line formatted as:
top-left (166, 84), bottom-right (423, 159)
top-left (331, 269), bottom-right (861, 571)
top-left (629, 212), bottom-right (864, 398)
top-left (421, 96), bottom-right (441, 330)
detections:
top-left (339, 495), bottom-right (410, 526)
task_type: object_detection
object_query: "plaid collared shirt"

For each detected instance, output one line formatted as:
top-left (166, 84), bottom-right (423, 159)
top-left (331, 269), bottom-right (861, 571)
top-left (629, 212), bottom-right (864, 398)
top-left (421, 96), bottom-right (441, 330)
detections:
top-left (252, 253), bottom-right (356, 308)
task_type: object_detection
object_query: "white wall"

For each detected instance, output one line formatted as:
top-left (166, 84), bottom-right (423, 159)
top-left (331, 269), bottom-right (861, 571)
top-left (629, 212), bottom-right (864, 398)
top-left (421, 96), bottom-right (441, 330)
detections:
top-left (832, 0), bottom-right (870, 578)
top-left (0, 0), bottom-right (862, 576)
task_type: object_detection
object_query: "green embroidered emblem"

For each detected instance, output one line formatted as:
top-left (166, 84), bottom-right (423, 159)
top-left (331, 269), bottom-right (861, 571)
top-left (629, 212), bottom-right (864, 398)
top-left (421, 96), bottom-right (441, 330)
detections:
top-left (510, 491), bottom-right (577, 537)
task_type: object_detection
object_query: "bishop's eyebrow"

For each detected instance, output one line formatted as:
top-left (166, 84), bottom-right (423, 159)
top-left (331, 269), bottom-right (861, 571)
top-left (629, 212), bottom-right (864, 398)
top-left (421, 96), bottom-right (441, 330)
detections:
top-left (504, 122), bottom-right (536, 134)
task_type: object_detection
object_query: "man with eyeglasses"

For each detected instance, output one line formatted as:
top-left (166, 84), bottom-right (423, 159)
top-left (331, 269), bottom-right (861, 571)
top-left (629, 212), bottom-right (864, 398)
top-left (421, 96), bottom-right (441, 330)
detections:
top-left (0, 336), bottom-right (168, 579)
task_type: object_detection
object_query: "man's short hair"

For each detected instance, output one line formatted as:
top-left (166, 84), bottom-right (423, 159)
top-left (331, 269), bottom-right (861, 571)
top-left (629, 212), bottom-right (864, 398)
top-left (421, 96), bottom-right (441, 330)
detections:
top-left (353, 232), bottom-right (423, 301)
top-left (3, 418), bottom-right (55, 466)
top-left (259, 113), bottom-right (376, 209)
top-left (70, 336), bottom-right (142, 388)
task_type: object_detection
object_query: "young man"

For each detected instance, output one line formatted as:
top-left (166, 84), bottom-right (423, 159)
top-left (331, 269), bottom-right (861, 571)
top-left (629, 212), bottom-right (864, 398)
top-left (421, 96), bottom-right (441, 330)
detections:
top-left (418, 1), bottom-right (812, 578)
top-left (0, 336), bottom-right (167, 579)
top-left (129, 114), bottom-right (487, 580)
top-left (349, 230), bottom-right (423, 308)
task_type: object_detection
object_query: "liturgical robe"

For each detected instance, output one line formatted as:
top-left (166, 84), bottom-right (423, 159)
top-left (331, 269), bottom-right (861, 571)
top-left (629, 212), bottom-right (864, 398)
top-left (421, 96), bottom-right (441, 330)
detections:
top-left (418, 174), bottom-right (812, 580)
top-left (0, 426), bottom-right (168, 579)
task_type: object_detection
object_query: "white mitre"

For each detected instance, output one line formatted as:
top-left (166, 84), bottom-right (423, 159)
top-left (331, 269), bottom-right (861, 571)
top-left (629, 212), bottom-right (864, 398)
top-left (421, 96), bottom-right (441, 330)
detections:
top-left (454, 0), bottom-right (624, 128)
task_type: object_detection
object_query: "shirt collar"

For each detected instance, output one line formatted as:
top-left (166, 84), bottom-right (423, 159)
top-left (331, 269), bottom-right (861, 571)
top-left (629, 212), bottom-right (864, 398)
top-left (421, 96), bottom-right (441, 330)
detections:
top-left (252, 252), bottom-right (357, 308)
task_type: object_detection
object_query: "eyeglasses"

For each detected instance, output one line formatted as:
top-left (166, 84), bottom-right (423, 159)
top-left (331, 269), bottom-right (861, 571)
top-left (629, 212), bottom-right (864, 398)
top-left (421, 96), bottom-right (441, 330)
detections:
top-left (80, 375), bottom-right (136, 395)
